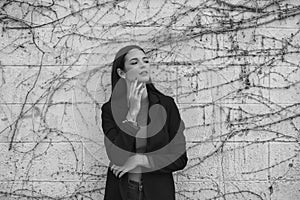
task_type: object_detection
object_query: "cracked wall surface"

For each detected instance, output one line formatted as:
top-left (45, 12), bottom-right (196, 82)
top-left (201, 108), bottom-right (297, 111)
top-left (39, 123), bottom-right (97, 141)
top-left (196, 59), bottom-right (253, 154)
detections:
top-left (0, 0), bottom-right (300, 199)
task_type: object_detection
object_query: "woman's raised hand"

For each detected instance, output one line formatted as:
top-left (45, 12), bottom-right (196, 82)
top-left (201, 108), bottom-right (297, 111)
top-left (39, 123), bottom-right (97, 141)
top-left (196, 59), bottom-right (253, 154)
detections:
top-left (127, 78), bottom-right (146, 121)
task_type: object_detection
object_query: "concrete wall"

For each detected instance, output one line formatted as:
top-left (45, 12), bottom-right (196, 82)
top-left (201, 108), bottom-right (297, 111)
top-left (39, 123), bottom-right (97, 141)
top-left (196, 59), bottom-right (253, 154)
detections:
top-left (0, 0), bottom-right (299, 199)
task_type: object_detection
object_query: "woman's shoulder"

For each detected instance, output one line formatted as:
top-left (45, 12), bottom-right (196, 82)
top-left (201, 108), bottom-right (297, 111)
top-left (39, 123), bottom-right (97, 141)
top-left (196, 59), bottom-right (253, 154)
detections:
top-left (101, 100), bottom-right (111, 112)
top-left (101, 93), bottom-right (177, 111)
top-left (158, 94), bottom-right (175, 102)
top-left (157, 94), bottom-right (178, 109)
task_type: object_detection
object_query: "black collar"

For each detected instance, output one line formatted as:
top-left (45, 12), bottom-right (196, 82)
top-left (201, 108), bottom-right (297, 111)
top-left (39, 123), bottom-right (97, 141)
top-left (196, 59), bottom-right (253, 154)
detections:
top-left (146, 84), bottom-right (159, 106)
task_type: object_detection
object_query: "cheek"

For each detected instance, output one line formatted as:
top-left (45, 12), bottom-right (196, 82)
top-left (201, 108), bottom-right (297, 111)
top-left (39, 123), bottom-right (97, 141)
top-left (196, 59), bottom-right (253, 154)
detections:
top-left (125, 68), bottom-right (139, 80)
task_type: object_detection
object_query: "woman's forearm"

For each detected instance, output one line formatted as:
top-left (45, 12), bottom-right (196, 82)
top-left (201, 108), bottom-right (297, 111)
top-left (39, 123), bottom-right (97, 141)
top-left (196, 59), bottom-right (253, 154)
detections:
top-left (136, 154), bottom-right (151, 168)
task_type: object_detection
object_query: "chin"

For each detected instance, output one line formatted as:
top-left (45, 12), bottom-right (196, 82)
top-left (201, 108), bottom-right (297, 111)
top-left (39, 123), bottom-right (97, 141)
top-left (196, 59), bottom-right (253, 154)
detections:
top-left (138, 76), bottom-right (150, 83)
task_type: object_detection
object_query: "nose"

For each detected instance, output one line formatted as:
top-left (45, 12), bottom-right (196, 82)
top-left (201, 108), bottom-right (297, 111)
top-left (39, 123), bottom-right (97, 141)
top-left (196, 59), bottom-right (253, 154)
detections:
top-left (140, 64), bottom-right (146, 70)
top-left (140, 61), bottom-right (148, 69)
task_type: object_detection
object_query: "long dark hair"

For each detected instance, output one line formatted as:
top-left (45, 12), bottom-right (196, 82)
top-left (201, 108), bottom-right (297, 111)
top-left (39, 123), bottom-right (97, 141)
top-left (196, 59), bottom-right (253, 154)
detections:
top-left (109, 45), bottom-right (164, 101)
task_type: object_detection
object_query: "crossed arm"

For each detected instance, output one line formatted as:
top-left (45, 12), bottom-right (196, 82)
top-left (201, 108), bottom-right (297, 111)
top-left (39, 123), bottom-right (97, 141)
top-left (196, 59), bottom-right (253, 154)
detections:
top-left (101, 98), bottom-right (188, 178)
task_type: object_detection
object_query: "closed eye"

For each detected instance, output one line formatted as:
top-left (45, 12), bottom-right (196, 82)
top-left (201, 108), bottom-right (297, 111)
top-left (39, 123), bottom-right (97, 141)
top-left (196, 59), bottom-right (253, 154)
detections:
top-left (129, 57), bottom-right (149, 65)
top-left (129, 58), bottom-right (138, 65)
top-left (143, 57), bottom-right (149, 63)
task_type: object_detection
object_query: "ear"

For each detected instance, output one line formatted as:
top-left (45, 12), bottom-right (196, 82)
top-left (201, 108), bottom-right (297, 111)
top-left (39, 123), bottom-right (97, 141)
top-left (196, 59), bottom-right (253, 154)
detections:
top-left (117, 68), bottom-right (126, 79)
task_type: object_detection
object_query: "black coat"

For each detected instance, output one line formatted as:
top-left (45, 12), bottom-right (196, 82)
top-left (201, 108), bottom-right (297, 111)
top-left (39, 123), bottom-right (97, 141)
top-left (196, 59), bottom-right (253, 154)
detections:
top-left (101, 86), bottom-right (188, 200)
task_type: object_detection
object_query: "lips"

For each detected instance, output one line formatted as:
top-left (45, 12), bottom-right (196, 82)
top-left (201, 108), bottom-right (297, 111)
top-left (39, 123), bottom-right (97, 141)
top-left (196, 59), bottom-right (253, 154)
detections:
top-left (139, 71), bottom-right (148, 75)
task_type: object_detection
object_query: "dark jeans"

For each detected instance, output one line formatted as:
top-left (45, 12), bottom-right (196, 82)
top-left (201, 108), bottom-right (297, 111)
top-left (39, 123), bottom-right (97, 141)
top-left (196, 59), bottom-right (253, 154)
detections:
top-left (127, 180), bottom-right (145, 200)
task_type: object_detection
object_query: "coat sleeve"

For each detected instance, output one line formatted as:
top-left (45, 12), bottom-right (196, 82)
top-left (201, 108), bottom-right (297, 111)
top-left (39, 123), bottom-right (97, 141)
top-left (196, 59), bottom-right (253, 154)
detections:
top-left (101, 102), bottom-right (139, 166)
top-left (147, 97), bottom-right (188, 173)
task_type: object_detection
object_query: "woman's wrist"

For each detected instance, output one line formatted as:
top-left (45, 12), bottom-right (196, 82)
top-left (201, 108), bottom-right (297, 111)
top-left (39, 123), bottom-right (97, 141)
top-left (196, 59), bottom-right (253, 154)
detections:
top-left (126, 111), bottom-right (137, 122)
top-left (136, 154), bottom-right (151, 168)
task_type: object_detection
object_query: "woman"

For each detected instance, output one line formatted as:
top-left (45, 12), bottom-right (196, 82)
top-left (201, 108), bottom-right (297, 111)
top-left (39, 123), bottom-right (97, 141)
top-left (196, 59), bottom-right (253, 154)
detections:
top-left (101, 45), bottom-right (188, 200)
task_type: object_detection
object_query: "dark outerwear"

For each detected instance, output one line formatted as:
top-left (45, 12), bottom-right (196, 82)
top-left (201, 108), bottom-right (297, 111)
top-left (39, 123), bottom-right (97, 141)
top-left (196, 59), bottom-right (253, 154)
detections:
top-left (101, 84), bottom-right (188, 200)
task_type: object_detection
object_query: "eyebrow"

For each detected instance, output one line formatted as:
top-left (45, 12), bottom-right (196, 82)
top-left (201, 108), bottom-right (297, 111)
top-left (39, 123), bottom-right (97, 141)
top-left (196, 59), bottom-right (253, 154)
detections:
top-left (129, 57), bottom-right (148, 62)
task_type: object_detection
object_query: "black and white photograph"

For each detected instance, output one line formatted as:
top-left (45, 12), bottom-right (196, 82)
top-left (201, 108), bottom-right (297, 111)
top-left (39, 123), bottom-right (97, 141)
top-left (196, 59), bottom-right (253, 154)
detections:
top-left (0, 0), bottom-right (299, 199)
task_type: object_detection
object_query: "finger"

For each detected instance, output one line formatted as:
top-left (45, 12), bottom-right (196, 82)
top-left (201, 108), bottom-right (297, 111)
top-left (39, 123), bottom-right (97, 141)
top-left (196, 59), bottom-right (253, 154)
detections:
top-left (118, 170), bottom-right (126, 178)
top-left (113, 168), bottom-right (118, 176)
top-left (118, 168), bottom-right (128, 178)
top-left (129, 80), bottom-right (135, 97)
top-left (133, 78), bottom-right (138, 90)
top-left (111, 165), bottom-right (119, 176)
top-left (114, 169), bottom-right (119, 177)
top-left (140, 83), bottom-right (146, 93)
top-left (111, 167), bottom-right (116, 174)
top-left (113, 165), bottom-right (120, 172)
top-left (136, 82), bottom-right (143, 91)
top-left (116, 167), bottom-right (123, 178)
top-left (129, 79), bottom-right (136, 97)
top-left (135, 82), bottom-right (143, 96)
top-left (110, 165), bottom-right (116, 171)
top-left (110, 165), bottom-right (114, 171)
top-left (138, 85), bottom-right (146, 96)
top-left (133, 84), bottom-right (141, 98)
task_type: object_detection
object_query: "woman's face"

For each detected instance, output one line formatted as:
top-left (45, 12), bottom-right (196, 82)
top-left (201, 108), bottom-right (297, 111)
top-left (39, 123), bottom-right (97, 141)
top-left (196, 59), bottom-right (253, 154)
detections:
top-left (123, 48), bottom-right (150, 83)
